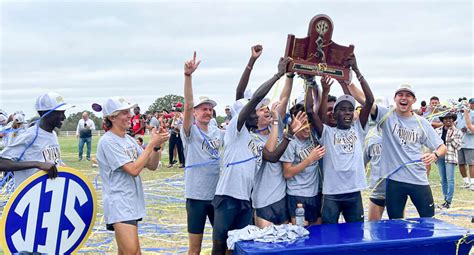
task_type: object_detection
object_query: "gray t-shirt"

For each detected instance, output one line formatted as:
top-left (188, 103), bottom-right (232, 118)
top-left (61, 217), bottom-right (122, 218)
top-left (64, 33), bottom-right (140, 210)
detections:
top-left (280, 137), bottom-right (320, 197)
top-left (364, 128), bottom-right (384, 197)
top-left (215, 117), bottom-right (263, 201)
top-left (252, 117), bottom-right (286, 208)
top-left (320, 121), bottom-right (368, 195)
top-left (181, 124), bottom-right (224, 201)
top-left (149, 116), bottom-right (159, 129)
top-left (1, 126), bottom-right (61, 189)
top-left (456, 110), bottom-right (474, 149)
top-left (96, 131), bottom-right (145, 224)
top-left (374, 106), bottom-right (443, 185)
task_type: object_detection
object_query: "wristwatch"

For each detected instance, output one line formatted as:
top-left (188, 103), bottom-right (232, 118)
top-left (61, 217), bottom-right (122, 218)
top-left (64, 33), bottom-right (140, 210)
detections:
top-left (284, 131), bottom-right (295, 141)
top-left (433, 151), bottom-right (439, 159)
top-left (153, 146), bottom-right (161, 152)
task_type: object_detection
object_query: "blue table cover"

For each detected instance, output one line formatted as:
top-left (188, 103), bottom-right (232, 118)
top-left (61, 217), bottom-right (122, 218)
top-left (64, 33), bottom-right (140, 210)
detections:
top-left (234, 218), bottom-right (473, 255)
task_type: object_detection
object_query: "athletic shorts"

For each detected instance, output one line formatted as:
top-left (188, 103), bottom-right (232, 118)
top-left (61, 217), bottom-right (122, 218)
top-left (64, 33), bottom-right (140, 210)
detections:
top-left (212, 195), bottom-right (252, 242)
top-left (255, 196), bottom-right (289, 225)
top-left (287, 194), bottom-right (321, 222)
top-left (186, 198), bottom-right (214, 234)
top-left (370, 197), bottom-right (386, 207)
top-left (106, 218), bottom-right (142, 231)
top-left (369, 178), bottom-right (386, 200)
top-left (458, 148), bottom-right (474, 165)
top-left (322, 191), bottom-right (364, 224)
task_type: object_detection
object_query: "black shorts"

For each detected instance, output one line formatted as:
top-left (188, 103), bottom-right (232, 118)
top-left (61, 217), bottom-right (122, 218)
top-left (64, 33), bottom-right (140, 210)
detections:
top-left (212, 195), bottom-right (252, 242)
top-left (106, 218), bottom-right (142, 231)
top-left (370, 197), bottom-right (386, 207)
top-left (186, 198), bottom-right (214, 234)
top-left (322, 191), bottom-right (364, 224)
top-left (386, 179), bottom-right (434, 219)
top-left (287, 194), bottom-right (321, 222)
top-left (255, 196), bottom-right (289, 225)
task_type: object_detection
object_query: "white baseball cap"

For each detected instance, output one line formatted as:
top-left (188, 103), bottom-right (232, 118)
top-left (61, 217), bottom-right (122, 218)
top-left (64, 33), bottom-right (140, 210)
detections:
top-left (395, 84), bottom-right (416, 97)
top-left (35, 92), bottom-right (74, 111)
top-left (231, 98), bottom-right (249, 116)
top-left (194, 96), bottom-right (217, 108)
top-left (102, 97), bottom-right (138, 117)
top-left (13, 113), bottom-right (26, 124)
top-left (334, 95), bottom-right (356, 112)
top-left (255, 98), bottom-right (270, 111)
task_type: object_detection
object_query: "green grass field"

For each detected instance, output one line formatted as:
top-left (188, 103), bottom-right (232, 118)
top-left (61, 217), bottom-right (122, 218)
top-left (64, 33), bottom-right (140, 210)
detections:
top-left (2, 135), bottom-right (474, 254)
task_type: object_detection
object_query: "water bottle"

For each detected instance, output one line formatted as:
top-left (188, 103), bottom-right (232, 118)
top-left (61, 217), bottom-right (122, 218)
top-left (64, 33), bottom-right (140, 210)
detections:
top-left (295, 203), bottom-right (305, 227)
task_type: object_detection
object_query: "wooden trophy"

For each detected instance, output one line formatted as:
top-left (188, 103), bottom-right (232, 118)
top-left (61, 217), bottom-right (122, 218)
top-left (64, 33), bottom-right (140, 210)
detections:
top-left (284, 14), bottom-right (354, 80)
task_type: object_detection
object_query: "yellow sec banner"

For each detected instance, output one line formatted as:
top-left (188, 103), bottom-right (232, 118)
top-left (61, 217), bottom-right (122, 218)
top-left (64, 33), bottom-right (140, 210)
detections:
top-left (0, 167), bottom-right (97, 254)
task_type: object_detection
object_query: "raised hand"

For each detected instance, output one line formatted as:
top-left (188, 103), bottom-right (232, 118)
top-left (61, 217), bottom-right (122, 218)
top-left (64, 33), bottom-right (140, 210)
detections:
top-left (320, 75), bottom-right (334, 92)
top-left (251, 45), bottom-right (263, 59)
top-left (184, 51), bottom-right (201, 76)
top-left (343, 53), bottom-right (359, 72)
top-left (290, 111), bottom-right (308, 135)
top-left (271, 101), bottom-right (281, 121)
top-left (277, 57), bottom-right (292, 77)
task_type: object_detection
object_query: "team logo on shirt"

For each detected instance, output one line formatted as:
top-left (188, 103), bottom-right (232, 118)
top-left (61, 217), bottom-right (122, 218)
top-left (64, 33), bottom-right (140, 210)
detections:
top-left (392, 124), bottom-right (419, 146)
top-left (370, 143), bottom-right (382, 157)
top-left (334, 130), bottom-right (358, 153)
top-left (298, 143), bottom-right (316, 162)
top-left (201, 137), bottom-right (221, 159)
top-left (248, 139), bottom-right (263, 167)
top-left (124, 146), bottom-right (139, 161)
top-left (0, 167), bottom-right (96, 254)
top-left (42, 145), bottom-right (61, 165)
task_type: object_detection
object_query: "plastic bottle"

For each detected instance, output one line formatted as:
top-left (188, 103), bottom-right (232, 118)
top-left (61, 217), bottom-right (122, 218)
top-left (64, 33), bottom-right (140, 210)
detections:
top-left (295, 203), bottom-right (305, 227)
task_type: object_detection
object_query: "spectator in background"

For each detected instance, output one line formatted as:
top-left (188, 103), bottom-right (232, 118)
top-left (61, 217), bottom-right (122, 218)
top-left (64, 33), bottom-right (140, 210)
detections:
top-left (435, 112), bottom-right (463, 209)
top-left (168, 109), bottom-right (185, 168)
top-left (136, 137), bottom-right (147, 149)
top-left (457, 98), bottom-right (474, 189)
top-left (224, 105), bottom-right (232, 125)
top-left (417, 100), bottom-right (427, 116)
top-left (130, 106), bottom-right (145, 138)
top-left (76, 111), bottom-right (96, 161)
top-left (148, 111), bottom-right (160, 131)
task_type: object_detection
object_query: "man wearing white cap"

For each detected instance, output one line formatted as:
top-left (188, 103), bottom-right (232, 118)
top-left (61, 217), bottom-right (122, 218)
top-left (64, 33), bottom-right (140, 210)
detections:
top-left (96, 96), bottom-right (169, 254)
top-left (0, 92), bottom-right (72, 188)
top-left (370, 83), bottom-right (446, 219)
top-left (181, 52), bottom-right (224, 254)
top-left (2, 113), bottom-right (27, 147)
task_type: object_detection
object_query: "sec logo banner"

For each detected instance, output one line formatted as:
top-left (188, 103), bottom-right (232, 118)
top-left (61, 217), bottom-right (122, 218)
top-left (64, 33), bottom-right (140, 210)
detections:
top-left (0, 167), bottom-right (97, 254)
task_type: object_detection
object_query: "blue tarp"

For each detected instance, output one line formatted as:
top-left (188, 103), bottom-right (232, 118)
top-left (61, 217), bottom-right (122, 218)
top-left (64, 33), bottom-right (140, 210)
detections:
top-left (234, 218), bottom-right (473, 255)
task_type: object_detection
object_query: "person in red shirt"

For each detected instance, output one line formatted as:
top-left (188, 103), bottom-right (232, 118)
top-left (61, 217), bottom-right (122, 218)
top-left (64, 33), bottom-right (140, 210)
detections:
top-left (130, 106), bottom-right (145, 138)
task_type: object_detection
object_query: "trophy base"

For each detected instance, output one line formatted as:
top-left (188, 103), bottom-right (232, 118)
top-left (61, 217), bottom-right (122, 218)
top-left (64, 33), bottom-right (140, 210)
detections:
top-left (289, 62), bottom-right (349, 80)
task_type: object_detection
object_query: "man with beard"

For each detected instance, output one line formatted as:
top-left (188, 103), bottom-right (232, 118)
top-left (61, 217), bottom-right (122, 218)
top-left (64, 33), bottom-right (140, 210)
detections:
top-left (0, 92), bottom-right (72, 188)
top-left (181, 52), bottom-right (224, 254)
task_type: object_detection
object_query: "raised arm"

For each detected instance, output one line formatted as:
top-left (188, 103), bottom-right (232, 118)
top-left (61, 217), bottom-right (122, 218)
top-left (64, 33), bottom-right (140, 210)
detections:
top-left (344, 54), bottom-right (374, 128)
top-left (237, 57), bottom-right (291, 131)
top-left (183, 51), bottom-right (201, 136)
top-left (306, 78), bottom-right (325, 137)
top-left (278, 72), bottom-right (294, 117)
top-left (316, 75), bottom-right (333, 125)
top-left (236, 45), bottom-right (263, 100)
top-left (263, 111), bottom-right (304, 163)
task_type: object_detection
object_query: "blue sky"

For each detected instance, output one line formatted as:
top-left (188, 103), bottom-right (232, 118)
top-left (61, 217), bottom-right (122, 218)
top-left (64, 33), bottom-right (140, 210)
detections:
top-left (1, 0), bottom-right (473, 118)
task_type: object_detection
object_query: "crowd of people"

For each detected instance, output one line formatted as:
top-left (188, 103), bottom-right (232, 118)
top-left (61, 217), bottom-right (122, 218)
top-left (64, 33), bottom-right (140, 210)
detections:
top-left (0, 44), bottom-right (473, 255)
